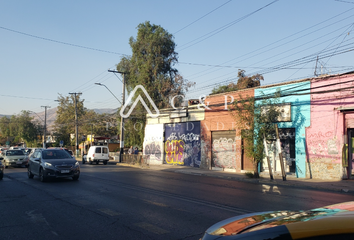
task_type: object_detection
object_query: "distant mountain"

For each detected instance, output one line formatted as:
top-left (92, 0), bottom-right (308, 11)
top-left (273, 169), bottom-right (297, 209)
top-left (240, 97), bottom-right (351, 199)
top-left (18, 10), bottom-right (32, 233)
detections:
top-left (91, 108), bottom-right (117, 114)
top-left (27, 108), bottom-right (117, 132)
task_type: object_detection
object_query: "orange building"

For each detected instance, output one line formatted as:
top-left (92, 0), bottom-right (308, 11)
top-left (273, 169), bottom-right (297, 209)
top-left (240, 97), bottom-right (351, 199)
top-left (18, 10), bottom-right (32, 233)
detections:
top-left (201, 88), bottom-right (254, 172)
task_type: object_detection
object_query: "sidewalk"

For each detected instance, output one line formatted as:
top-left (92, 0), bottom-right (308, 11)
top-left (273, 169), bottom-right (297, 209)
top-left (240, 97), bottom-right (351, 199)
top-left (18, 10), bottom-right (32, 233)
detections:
top-left (110, 160), bottom-right (354, 194)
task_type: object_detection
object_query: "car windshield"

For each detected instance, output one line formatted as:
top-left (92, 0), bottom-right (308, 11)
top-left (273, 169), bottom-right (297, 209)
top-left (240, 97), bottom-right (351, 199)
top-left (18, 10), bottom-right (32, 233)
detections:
top-left (42, 150), bottom-right (71, 159)
top-left (6, 150), bottom-right (25, 156)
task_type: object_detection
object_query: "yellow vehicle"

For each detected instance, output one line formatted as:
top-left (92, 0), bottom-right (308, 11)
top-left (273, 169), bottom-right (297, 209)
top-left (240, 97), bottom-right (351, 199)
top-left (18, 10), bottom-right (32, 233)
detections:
top-left (201, 202), bottom-right (354, 240)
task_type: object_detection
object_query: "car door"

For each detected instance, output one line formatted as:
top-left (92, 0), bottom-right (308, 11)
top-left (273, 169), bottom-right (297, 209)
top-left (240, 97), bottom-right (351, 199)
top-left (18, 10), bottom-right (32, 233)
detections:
top-left (30, 151), bottom-right (42, 175)
top-left (95, 147), bottom-right (102, 159)
top-left (102, 147), bottom-right (109, 160)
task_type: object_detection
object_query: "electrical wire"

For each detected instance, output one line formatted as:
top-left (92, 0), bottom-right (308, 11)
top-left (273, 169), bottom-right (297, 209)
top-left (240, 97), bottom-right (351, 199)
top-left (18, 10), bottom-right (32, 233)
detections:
top-left (0, 26), bottom-right (128, 56)
top-left (174, 0), bottom-right (232, 34)
top-left (177, 0), bottom-right (279, 51)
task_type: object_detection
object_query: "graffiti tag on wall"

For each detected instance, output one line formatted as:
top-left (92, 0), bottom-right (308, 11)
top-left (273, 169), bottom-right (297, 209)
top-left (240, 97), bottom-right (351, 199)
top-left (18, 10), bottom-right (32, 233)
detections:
top-left (165, 140), bottom-right (185, 165)
top-left (212, 137), bottom-right (237, 169)
top-left (308, 131), bottom-right (339, 155)
top-left (143, 124), bottom-right (164, 164)
top-left (164, 122), bottom-right (201, 167)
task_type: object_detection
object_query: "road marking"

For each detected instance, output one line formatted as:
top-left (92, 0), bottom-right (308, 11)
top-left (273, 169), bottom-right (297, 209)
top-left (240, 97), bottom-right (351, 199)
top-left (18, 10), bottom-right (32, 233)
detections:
top-left (135, 222), bottom-right (169, 235)
top-left (26, 210), bottom-right (59, 236)
top-left (262, 184), bottom-right (281, 194)
top-left (98, 208), bottom-right (121, 216)
top-left (144, 200), bottom-right (168, 207)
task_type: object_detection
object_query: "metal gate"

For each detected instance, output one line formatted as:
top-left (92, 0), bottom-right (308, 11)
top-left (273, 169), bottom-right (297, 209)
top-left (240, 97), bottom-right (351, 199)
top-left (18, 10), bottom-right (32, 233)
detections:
top-left (211, 131), bottom-right (236, 170)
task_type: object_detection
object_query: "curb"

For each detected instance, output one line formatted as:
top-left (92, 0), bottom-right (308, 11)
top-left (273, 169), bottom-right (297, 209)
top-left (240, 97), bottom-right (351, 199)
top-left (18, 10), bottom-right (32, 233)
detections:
top-left (94, 162), bottom-right (354, 194)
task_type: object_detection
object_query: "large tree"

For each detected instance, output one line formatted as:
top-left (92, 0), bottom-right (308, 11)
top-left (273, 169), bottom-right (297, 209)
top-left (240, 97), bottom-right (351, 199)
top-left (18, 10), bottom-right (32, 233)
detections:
top-left (116, 21), bottom-right (194, 147)
top-left (53, 94), bottom-right (86, 148)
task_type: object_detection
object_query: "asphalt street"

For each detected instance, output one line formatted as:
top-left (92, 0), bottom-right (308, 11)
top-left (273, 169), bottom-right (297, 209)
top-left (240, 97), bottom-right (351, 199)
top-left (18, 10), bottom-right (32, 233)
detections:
top-left (1, 164), bottom-right (353, 240)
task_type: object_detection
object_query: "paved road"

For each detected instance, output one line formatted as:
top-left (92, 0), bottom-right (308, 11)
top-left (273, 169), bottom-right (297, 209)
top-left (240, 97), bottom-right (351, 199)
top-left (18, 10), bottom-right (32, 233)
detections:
top-left (1, 164), bottom-right (353, 240)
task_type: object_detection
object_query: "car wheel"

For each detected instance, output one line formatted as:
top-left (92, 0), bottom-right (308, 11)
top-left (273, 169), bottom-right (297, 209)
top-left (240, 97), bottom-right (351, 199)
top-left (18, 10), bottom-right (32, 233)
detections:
top-left (28, 168), bottom-right (34, 179)
top-left (72, 175), bottom-right (79, 181)
top-left (39, 169), bottom-right (46, 182)
top-left (0, 172), bottom-right (3, 180)
top-left (89, 159), bottom-right (92, 165)
top-left (82, 159), bottom-right (85, 164)
top-left (103, 161), bottom-right (108, 165)
top-left (96, 161), bottom-right (99, 165)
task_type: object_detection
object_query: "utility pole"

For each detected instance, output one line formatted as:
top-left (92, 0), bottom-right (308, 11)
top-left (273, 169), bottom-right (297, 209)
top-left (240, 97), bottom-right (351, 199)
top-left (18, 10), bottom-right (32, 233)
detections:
top-left (69, 92), bottom-right (82, 157)
top-left (41, 106), bottom-right (50, 149)
top-left (108, 70), bottom-right (125, 162)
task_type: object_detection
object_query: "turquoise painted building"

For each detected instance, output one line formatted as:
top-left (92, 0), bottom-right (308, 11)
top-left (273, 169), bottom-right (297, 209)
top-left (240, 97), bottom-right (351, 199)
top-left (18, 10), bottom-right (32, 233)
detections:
top-left (255, 80), bottom-right (311, 178)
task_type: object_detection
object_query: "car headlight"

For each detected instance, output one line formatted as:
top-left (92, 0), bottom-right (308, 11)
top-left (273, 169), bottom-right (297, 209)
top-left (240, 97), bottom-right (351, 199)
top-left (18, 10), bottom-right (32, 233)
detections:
top-left (75, 162), bottom-right (80, 167)
top-left (44, 162), bottom-right (53, 168)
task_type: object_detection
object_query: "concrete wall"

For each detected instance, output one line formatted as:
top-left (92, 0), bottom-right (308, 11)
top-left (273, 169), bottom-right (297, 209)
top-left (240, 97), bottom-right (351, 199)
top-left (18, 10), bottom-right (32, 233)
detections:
top-left (306, 73), bottom-right (354, 179)
top-left (143, 124), bottom-right (164, 165)
top-left (256, 81), bottom-right (311, 178)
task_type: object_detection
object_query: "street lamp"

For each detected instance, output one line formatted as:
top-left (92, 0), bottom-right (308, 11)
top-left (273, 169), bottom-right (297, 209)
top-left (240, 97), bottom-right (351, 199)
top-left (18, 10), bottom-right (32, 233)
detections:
top-left (94, 83), bottom-right (122, 105)
top-left (96, 70), bottom-right (125, 162)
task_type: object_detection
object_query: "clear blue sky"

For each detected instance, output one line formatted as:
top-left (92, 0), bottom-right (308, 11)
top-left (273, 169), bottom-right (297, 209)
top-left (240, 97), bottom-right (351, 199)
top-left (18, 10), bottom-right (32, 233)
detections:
top-left (1, 0), bottom-right (354, 115)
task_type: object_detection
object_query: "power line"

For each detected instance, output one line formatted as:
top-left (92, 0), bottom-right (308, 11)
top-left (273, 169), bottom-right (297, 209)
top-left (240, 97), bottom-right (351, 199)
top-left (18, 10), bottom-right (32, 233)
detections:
top-left (182, 7), bottom-right (354, 82)
top-left (0, 26), bottom-right (129, 56)
top-left (174, 0), bottom-right (233, 34)
top-left (177, 0), bottom-right (280, 51)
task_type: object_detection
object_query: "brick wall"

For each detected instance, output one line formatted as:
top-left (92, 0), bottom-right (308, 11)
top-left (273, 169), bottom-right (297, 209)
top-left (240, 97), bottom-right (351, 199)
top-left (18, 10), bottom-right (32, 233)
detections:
top-left (201, 89), bottom-right (254, 172)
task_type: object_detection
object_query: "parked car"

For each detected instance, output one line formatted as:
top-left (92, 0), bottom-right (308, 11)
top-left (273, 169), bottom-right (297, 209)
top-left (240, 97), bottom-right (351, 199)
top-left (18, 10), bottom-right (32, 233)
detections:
top-left (0, 157), bottom-right (4, 180)
top-left (3, 149), bottom-right (27, 168)
top-left (0, 147), bottom-right (7, 155)
top-left (83, 145), bottom-right (109, 165)
top-left (27, 148), bottom-right (80, 182)
top-left (200, 201), bottom-right (354, 240)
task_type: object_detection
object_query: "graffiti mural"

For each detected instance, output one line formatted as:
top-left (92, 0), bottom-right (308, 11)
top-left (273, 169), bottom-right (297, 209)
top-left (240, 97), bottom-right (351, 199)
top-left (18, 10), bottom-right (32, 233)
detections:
top-left (164, 122), bottom-right (201, 167)
top-left (212, 131), bottom-right (237, 169)
top-left (143, 124), bottom-right (164, 165)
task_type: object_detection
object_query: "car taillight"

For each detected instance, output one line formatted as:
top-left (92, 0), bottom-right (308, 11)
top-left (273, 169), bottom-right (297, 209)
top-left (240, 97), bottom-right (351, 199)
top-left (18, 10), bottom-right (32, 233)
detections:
top-left (93, 154), bottom-right (95, 157)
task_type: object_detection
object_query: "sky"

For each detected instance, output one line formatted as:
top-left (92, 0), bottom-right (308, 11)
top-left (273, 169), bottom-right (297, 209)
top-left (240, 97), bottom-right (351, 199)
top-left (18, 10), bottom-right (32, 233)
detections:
top-left (1, 0), bottom-right (354, 116)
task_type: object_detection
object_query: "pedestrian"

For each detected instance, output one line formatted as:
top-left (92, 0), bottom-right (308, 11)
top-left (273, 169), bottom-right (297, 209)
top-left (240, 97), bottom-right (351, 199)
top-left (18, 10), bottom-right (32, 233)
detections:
top-left (134, 147), bottom-right (139, 155)
top-left (128, 146), bottom-right (133, 155)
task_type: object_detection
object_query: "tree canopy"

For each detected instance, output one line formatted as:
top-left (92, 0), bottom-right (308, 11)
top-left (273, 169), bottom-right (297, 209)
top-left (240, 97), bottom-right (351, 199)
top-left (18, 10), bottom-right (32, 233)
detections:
top-left (53, 94), bottom-right (118, 148)
top-left (116, 21), bottom-right (194, 147)
top-left (211, 70), bottom-right (263, 94)
top-left (0, 111), bottom-right (40, 147)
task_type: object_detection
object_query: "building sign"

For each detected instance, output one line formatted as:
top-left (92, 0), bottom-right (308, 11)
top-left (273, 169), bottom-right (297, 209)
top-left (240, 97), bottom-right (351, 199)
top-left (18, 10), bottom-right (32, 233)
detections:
top-left (261, 104), bottom-right (291, 122)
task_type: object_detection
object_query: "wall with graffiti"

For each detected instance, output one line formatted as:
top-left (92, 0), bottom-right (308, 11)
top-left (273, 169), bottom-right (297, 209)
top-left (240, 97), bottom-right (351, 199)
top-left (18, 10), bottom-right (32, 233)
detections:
top-left (256, 81), bottom-right (311, 178)
top-left (306, 73), bottom-right (354, 179)
top-left (143, 124), bottom-right (164, 165)
top-left (212, 131), bottom-right (237, 170)
top-left (164, 122), bottom-right (201, 167)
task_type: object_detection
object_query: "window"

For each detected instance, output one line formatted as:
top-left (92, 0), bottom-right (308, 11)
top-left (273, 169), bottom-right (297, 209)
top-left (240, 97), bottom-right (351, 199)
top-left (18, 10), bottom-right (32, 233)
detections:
top-left (103, 148), bottom-right (108, 154)
top-left (95, 147), bottom-right (102, 154)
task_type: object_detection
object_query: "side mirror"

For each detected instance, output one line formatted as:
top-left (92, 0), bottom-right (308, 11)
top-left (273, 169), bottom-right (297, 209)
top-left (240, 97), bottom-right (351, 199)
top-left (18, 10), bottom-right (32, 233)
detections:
top-left (0, 157), bottom-right (3, 161)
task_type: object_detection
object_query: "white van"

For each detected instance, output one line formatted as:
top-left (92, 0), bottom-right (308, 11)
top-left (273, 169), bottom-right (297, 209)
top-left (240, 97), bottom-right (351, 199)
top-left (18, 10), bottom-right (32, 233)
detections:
top-left (83, 146), bottom-right (109, 165)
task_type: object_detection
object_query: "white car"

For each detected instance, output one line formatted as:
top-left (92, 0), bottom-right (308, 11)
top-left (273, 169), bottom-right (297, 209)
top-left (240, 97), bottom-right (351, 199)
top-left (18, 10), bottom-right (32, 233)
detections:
top-left (83, 146), bottom-right (109, 165)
